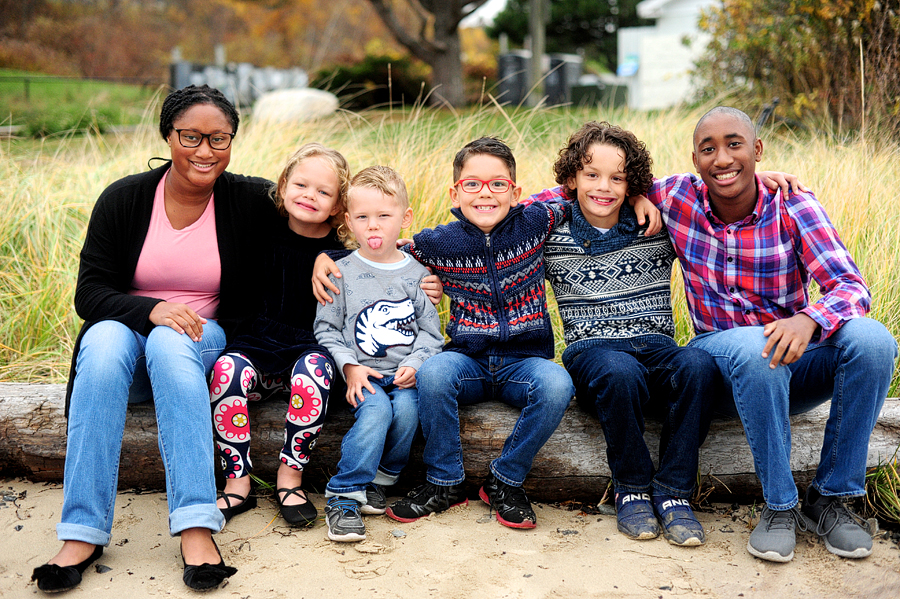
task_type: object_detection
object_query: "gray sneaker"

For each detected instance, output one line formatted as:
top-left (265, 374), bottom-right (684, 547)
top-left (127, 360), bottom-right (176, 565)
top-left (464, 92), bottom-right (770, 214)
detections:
top-left (361, 483), bottom-right (387, 515)
top-left (801, 488), bottom-right (872, 558)
top-left (747, 505), bottom-right (807, 562)
top-left (324, 497), bottom-right (366, 542)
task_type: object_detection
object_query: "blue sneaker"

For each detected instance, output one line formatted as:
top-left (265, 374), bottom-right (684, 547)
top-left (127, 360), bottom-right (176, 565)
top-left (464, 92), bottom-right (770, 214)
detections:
top-left (653, 495), bottom-right (705, 547)
top-left (324, 497), bottom-right (366, 542)
top-left (615, 492), bottom-right (660, 540)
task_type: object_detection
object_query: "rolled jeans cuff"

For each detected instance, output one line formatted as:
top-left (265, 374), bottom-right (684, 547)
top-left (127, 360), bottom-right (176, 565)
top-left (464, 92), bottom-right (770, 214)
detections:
top-left (57, 523), bottom-right (111, 547)
top-left (169, 504), bottom-right (224, 536)
top-left (324, 489), bottom-right (368, 504)
top-left (373, 469), bottom-right (399, 487)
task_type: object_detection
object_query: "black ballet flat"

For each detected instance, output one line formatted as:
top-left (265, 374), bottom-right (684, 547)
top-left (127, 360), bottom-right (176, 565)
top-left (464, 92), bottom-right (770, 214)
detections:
top-left (217, 490), bottom-right (257, 523)
top-left (276, 486), bottom-right (318, 526)
top-left (31, 544), bottom-right (103, 593)
top-left (182, 539), bottom-right (237, 591)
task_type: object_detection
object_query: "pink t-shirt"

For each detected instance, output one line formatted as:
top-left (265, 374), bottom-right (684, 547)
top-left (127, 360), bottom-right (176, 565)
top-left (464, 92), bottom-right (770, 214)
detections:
top-left (129, 172), bottom-right (221, 319)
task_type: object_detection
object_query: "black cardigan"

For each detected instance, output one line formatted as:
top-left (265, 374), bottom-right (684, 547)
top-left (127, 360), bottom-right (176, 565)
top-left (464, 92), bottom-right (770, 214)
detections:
top-left (65, 162), bottom-right (278, 413)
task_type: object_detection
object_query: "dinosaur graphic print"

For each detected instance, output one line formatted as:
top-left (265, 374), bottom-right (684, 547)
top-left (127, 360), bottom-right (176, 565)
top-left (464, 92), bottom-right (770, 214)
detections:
top-left (355, 298), bottom-right (416, 357)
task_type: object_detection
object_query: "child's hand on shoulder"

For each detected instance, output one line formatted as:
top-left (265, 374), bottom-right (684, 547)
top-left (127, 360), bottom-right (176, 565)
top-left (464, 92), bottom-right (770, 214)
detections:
top-left (630, 195), bottom-right (662, 236)
top-left (343, 363), bottom-right (382, 407)
top-left (421, 269), bottom-right (443, 305)
top-left (312, 253), bottom-right (341, 305)
top-left (393, 366), bottom-right (417, 389)
top-left (758, 171), bottom-right (810, 197)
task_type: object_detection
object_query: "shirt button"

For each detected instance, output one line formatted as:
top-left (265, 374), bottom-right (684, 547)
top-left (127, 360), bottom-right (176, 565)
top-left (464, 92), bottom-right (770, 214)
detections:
top-left (727, 257), bottom-right (733, 263)
top-left (745, 309), bottom-right (752, 314)
top-left (583, 240), bottom-right (591, 248)
top-left (729, 287), bottom-right (735, 293)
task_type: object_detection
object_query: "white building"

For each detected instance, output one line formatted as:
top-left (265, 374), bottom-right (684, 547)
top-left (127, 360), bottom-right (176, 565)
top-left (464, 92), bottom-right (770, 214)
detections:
top-left (617, 0), bottom-right (716, 110)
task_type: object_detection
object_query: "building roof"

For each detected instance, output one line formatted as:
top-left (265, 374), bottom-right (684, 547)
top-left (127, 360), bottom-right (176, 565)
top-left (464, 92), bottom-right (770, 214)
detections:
top-left (637, 0), bottom-right (716, 19)
top-left (637, 0), bottom-right (676, 19)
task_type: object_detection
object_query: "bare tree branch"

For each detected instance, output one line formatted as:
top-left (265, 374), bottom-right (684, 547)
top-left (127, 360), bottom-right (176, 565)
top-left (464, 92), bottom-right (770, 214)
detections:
top-left (367, 0), bottom-right (441, 60)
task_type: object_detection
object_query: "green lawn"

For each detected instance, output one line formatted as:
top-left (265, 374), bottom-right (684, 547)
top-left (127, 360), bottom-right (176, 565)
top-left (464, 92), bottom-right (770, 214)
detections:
top-left (0, 69), bottom-right (162, 136)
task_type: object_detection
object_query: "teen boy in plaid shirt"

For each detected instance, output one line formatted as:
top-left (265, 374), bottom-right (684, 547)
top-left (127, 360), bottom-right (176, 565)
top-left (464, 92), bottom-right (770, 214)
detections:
top-left (650, 107), bottom-right (896, 563)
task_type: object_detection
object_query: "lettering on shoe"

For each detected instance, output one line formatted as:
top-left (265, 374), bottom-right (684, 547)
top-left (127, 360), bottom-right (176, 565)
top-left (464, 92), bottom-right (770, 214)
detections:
top-left (660, 498), bottom-right (691, 511)
top-left (619, 493), bottom-right (651, 505)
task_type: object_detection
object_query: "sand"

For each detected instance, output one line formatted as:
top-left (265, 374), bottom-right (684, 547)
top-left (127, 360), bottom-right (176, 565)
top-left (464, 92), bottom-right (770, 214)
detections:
top-left (1, 479), bottom-right (898, 599)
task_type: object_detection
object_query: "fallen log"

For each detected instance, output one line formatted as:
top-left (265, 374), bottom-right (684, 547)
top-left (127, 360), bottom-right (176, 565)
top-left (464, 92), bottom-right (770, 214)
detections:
top-left (1, 383), bottom-right (898, 501)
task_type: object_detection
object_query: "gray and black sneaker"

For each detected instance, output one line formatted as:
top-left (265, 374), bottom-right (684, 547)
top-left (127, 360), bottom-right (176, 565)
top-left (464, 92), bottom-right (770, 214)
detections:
top-left (801, 487), bottom-right (872, 558)
top-left (324, 497), bottom-right (366, 542)
top-left (386, 482), bottom-right (468, 523)
top-left (747, 505), bottom-right (807, 562)
top-left (479, 473), bottom-right (536, 529)
top-left (361, 483), bottom-right (387, 515)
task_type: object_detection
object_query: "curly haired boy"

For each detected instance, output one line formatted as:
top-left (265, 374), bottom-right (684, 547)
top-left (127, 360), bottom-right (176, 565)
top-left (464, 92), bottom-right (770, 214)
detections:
top-left (528, 121), bottom-right (719, 547)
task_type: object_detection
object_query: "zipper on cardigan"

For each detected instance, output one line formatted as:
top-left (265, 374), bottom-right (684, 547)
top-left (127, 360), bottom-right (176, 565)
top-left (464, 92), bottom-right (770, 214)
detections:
top-left (483, 232), bottom-right (508, 342)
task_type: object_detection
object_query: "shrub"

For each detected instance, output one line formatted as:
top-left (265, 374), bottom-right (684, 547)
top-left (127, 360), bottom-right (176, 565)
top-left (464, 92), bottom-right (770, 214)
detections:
top-left (310, 53), bottom-right (431, 110)
top-left (694, 0), bottom-right (900, 140)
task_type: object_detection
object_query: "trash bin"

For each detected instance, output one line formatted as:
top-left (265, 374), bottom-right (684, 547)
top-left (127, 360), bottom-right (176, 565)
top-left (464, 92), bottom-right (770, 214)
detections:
top-left (497, 50), bottom-right (531, 105)
top-left (546, 54), bottom-right (583, 105)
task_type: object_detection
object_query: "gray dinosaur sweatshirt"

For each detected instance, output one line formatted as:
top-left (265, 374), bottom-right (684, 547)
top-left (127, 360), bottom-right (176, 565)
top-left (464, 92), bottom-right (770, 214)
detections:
top-left (314, 251), bottom-right (444, 377)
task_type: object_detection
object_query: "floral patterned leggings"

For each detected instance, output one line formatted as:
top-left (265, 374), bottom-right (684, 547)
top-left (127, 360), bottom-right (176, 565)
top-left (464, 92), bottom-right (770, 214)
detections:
top-left (209, 351), bottom-right (332, 478)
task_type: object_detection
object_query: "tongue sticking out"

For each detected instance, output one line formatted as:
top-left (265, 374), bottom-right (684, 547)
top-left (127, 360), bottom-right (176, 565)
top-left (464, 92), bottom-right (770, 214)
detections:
top-left (368, 237), bottom-right (383, 250)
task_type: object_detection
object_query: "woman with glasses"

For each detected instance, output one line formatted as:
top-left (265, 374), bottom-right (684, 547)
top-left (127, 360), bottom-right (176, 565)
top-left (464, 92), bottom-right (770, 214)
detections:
top-left (31, 85), bottom-right (277, 593)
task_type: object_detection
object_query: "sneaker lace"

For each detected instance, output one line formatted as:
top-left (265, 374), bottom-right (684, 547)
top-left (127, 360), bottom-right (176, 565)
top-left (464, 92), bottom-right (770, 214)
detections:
top-left (497, 483), bottom-right (531, 510)
top-left (763, 506), bottom-right (808, 533)
top-left (408, 482), bottom-right (440, 501)
top-left (815, 499), bottom-right (867, 536)
top-left (329, 497), bottom-right (359, 515)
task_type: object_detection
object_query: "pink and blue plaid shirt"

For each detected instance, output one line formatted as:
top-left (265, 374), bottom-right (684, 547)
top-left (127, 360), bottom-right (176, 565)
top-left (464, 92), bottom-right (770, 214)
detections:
top-left (649, 173), bottom-right (869, 340)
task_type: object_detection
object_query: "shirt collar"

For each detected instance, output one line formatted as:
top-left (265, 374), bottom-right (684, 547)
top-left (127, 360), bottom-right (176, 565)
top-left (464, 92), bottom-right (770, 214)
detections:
top-left (700, 174), bottom-right (772, 226)
top-left (450, 203), bottom-right (524, 235)
top-left (569, 198), bottom-right (640, 254)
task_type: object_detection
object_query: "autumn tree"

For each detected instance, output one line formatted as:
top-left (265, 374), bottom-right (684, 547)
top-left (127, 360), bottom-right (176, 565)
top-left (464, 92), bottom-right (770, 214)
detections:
top-left (365, 0), bottom-right (490, 107)
top-left (694, 0), bottom-right (900, 138)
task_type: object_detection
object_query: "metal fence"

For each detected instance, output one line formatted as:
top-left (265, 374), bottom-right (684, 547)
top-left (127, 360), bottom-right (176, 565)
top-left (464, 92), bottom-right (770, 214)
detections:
top-left (170, 62), bottom-right (308, 107)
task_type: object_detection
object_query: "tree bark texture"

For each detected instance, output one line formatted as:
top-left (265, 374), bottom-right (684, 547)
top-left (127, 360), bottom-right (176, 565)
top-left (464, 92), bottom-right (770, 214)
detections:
top-left (366, 0), bottom-right (486, 107)
top-left (1, 383), bottom-right (898, 502)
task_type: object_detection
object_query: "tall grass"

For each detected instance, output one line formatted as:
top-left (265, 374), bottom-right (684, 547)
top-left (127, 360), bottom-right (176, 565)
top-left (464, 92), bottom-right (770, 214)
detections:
top-left (2, 101), bottom-right (899, 395)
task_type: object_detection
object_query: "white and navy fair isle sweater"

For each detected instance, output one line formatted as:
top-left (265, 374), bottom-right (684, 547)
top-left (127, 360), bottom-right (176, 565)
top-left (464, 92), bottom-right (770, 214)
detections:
top-left (405, 201), bottom-right (566, 359)
top-left (528, 186), bottom-right (676, 365)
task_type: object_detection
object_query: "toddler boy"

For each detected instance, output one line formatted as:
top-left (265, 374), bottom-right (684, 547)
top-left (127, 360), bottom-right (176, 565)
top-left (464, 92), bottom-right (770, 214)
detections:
top-left (314, 166), bottom-right (443, 542)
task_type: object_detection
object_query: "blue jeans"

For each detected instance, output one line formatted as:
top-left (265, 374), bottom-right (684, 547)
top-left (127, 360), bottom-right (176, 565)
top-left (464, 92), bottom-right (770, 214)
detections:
top-left (325, 376), bottom-right (418, 503)
top-left (564, 338), bottom-right (717, 498)
top-left (416, 352), bottom-right (574, 487)
top-left (58, 320), bottom-right (226, 546)
top-left (688, 317), bottom-right (897, 509)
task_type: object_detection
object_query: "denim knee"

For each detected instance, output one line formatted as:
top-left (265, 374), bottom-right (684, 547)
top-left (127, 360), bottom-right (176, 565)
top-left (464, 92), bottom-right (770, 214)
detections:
top-left (389, 388), bottom-right (419, 429)
top-left (577, 351), bottom-right (644, 406)
top-left (76, 320), bottom-right (141, 373)
top-left (416, 352), bottom-right (473, 393)
top-left (837, 317), bottom-right (898, 370)
top-left (355, 388), bottom-right (394, 425)
top-left (529, 361), bottom-right (575, 409)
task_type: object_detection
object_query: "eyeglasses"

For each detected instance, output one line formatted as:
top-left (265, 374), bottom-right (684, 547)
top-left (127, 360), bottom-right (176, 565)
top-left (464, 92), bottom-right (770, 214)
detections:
top-left (174, 129), bottom-right (235, 150)
top-left (454, 178), bottom-right (515, 193)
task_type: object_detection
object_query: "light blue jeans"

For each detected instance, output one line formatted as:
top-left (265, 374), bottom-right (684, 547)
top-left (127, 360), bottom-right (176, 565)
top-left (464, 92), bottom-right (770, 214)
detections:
top-left (688, 317), bottom-right (897, 510)
top-left (416, 352), bottom-right (574, 487)
top-left (58, 320), bottom-right (226, 546)
top-left (325, 376), bottom-right (418, 504)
